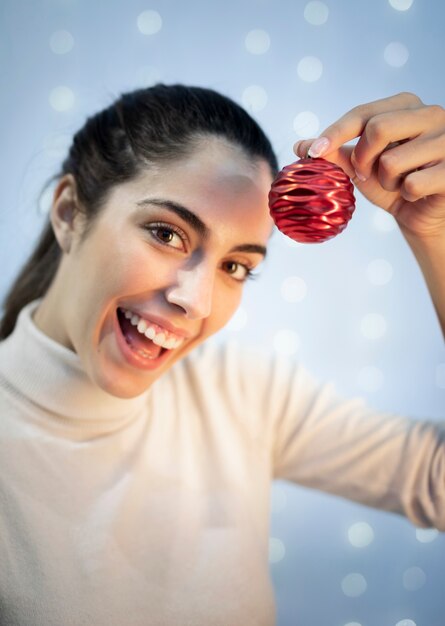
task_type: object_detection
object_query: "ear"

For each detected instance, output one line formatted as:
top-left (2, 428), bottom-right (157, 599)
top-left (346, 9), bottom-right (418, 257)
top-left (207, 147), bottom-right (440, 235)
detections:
top-left (50, 174), bottom-right (82, 254)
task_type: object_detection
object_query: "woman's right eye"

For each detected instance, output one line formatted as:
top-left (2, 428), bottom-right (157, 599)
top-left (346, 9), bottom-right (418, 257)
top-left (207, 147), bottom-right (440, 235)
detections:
top-left (145, 223), bottom-right (187, 251)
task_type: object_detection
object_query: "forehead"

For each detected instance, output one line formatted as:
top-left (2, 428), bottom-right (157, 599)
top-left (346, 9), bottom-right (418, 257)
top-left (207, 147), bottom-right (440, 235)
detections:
top-left (103, 138), bottom-right (274, 241)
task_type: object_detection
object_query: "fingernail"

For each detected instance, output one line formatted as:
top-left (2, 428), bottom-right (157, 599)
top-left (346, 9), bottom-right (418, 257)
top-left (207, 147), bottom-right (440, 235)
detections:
top-left (308, 136), bottom-right (330, 158)
top-left (354, 169), bottom-right (367, 182)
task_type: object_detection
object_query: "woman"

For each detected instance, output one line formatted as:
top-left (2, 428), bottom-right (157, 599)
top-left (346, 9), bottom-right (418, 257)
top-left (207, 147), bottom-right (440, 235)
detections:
top-left (0, 85), bottom-right (443, 625)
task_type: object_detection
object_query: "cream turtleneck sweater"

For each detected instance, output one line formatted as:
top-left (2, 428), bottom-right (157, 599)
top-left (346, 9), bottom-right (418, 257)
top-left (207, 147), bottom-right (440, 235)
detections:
top-left (0, 300), bottom-right (443, 625)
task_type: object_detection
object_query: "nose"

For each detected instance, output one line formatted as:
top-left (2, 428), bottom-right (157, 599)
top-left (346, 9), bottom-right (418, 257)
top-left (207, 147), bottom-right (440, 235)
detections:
top-left (165, 263), bottom-right (215, 320)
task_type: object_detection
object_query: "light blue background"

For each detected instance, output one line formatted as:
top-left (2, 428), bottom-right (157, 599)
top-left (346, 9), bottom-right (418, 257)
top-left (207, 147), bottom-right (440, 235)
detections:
top-left (1, 1), bottom-right (444, 625)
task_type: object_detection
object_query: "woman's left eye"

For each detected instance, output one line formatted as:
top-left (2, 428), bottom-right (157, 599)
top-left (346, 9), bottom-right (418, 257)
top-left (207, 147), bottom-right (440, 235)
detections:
top-left (221, 260), bottom-right (253, 282)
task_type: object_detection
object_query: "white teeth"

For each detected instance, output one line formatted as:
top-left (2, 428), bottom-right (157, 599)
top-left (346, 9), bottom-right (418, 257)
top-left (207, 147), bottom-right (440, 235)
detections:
top-left (153, 333), bottom-right (166, 347)
top-left (145, 327), bottom-right (156, 340)
top-left (137, 319), bottom-right (148, 333)
top-left (121, 308), bottom-right (185, 351)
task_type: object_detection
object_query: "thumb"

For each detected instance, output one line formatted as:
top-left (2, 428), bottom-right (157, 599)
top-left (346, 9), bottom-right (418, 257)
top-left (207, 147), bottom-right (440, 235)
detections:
top-left (293, 140), bottom-right (355, 179)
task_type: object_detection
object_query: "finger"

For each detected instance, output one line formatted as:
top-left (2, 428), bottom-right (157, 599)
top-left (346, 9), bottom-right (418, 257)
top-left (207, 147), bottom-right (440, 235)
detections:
top-left (293, 139), bottom-right (315, 158)
top-left (378, 131), bottom-right (445, 192)
top-left (353, 105), bottom-right (445, 181)
top-left (400, 161), bottom-right (445, 202)
top-left (304, 92), bottom-right (423, 158)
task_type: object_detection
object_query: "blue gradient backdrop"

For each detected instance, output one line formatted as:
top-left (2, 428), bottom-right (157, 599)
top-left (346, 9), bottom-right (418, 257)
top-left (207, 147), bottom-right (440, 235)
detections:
top-left (1, 1), bottom-right (444, 625)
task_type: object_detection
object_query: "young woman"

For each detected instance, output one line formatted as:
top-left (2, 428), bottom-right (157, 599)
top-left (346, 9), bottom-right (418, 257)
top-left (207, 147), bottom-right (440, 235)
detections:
top-left (0, 85), bottom-right (444, 625)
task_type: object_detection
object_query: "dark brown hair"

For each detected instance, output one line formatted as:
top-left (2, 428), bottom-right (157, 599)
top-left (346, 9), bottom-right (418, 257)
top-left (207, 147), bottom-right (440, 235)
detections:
top-left (0, 83), bottom-right (278, 339)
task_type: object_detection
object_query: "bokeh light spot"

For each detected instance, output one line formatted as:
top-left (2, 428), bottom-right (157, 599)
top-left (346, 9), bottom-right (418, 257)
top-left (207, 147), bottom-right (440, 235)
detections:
top-left (49, 30), bottom-right (74, 54)
top-left (348, 522), bottom-right (374, 548)
top-left (269, 537), bottom-right (286, 563)
top-left (384, 42), bottom-right (409, 67)
top-left (245, 29), bottom-right (270, 55)
top-left (360, 313), bottom-right (387, 340)
top-left (242, 85), bottom-right (268, 112)
top-left (389, 0), bottom-right (414, 10)
top-left (395, 620), bottom-right (417, 626)
top-left (293, 111), bottom-right (320, 138)
top-left (415, 528), bottom-right (439, 543)
top-left (281, 276), bottom-right (308, 302)
top-left (137, 10), bottom-right (162, 35)
top-left (49, 86), bottom-right (74, 111)
top-left (297, 56), bottom-right (323, 82)
top-left (341, 573), bottom-right (367, 597)
top-left (304, 1), bottom-right (329, 25)
top-left (366, 259), bottom-right (394, 286)
top-left (372, 209), bottom-right (397, 232)
top-left (403, 567), bottom-right (426, 591)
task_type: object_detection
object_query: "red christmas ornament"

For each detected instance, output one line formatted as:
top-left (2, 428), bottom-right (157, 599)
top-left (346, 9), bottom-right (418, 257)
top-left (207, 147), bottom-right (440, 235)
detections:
top-left (268, 158), bottom-right (356, 243)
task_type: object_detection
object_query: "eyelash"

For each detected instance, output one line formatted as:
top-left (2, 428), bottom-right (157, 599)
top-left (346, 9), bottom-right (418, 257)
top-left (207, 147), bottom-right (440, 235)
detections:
top-left (145, 221), bottom-right (188, 250)
top-left (144, 222), bottom-right (259, 283)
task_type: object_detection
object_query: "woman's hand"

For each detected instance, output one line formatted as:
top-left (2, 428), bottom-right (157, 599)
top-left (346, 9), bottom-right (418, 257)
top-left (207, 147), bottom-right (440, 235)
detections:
top-left (293, 92), bottom-right (445, 241)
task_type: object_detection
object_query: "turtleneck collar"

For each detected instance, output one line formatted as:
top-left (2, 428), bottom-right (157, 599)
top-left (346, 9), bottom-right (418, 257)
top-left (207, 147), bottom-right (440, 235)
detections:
top-left (0, 300), bottom-right (149, 429)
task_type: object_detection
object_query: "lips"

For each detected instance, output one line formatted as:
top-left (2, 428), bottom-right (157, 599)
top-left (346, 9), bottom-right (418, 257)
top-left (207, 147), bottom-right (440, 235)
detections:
top-left (114, 308), bottom-right (173, 371)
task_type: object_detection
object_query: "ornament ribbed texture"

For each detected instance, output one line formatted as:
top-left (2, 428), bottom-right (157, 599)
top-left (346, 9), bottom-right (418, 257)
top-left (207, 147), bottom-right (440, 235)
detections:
top-left (268, 158), bottom-right (356, 243)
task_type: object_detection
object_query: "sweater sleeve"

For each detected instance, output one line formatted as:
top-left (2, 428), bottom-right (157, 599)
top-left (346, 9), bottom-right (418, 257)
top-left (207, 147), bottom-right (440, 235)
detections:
top-left (208, 341), bottom-right (445, 531)
top-left (271, 361), bottom-right (445, 530)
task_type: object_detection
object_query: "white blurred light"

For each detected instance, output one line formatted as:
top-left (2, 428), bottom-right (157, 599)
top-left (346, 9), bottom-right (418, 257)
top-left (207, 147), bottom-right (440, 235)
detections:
top-left (360, 313), bottom-right (387, 340)
top-left (415, 528), bottom-right (439, 543)
top-left (281, 276), bottom-right (308, 302)
top-left (226, 307), bottom-right (248, 332)
top-left (293, 111), bottom-right (320, 138)
top-left (269, 537), bottom-right (286, 563)
top-left (435, 363), bottom-right (445, 389)
top-left (136, 65), bottom-right (162, 85)
top-left (357, 366), bottom-right (384, 392)
top-left (304, 1), bottom-right (329, 25)
top-left (49, 86), bottom-right (74, 111)
top-left (242, 85), bottom-right (268, 112)
top-left (372, 209), bottom-right (397, 232)
top-left (348, 522), bottom-right (374, 548)
top-left (245, 29), bottom-right (270, 55)
top-left (341, 573), bottom-right (367, 597)
top-left (273, 329), bottom-right (300, 355)
top-left (271, 485), bottom-right (287, 513)
top-left (366, 259), bottom-right (394, 286)
top-left (137, 10), bottom-right (162, 35)
top-left (395, 620), bottom-right (417, 626)
top-left (344, 623), bottom-right (363, 626)
top-left (297, 56), bottom-right (323, 82)
top-left (384, 42), bottom-right (409, 67)
top-left (403, 566), bottom-right (426, 591)
top-left (49, 30), bottom-right (74, 54)
top-left (389, 0), bottom-right (414, 10)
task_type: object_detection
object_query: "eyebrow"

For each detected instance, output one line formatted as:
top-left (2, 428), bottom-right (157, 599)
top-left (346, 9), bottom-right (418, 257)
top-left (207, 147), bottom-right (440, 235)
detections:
top-left (136, 197), bottom-right (267, 258)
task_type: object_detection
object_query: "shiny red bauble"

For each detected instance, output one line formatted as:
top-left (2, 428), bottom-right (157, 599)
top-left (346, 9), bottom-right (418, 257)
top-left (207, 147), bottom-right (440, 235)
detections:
top-left (268, 158), bottom-right (356, 243)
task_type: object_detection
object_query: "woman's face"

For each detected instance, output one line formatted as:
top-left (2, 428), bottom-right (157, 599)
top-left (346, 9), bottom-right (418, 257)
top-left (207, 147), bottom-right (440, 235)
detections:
top-left (36, 138), bottom-right (274, 398)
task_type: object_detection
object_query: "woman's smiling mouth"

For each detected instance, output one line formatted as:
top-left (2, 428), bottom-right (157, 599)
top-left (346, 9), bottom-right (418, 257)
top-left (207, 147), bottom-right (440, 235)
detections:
top-left (115, 307), bottom-right (185, 370)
